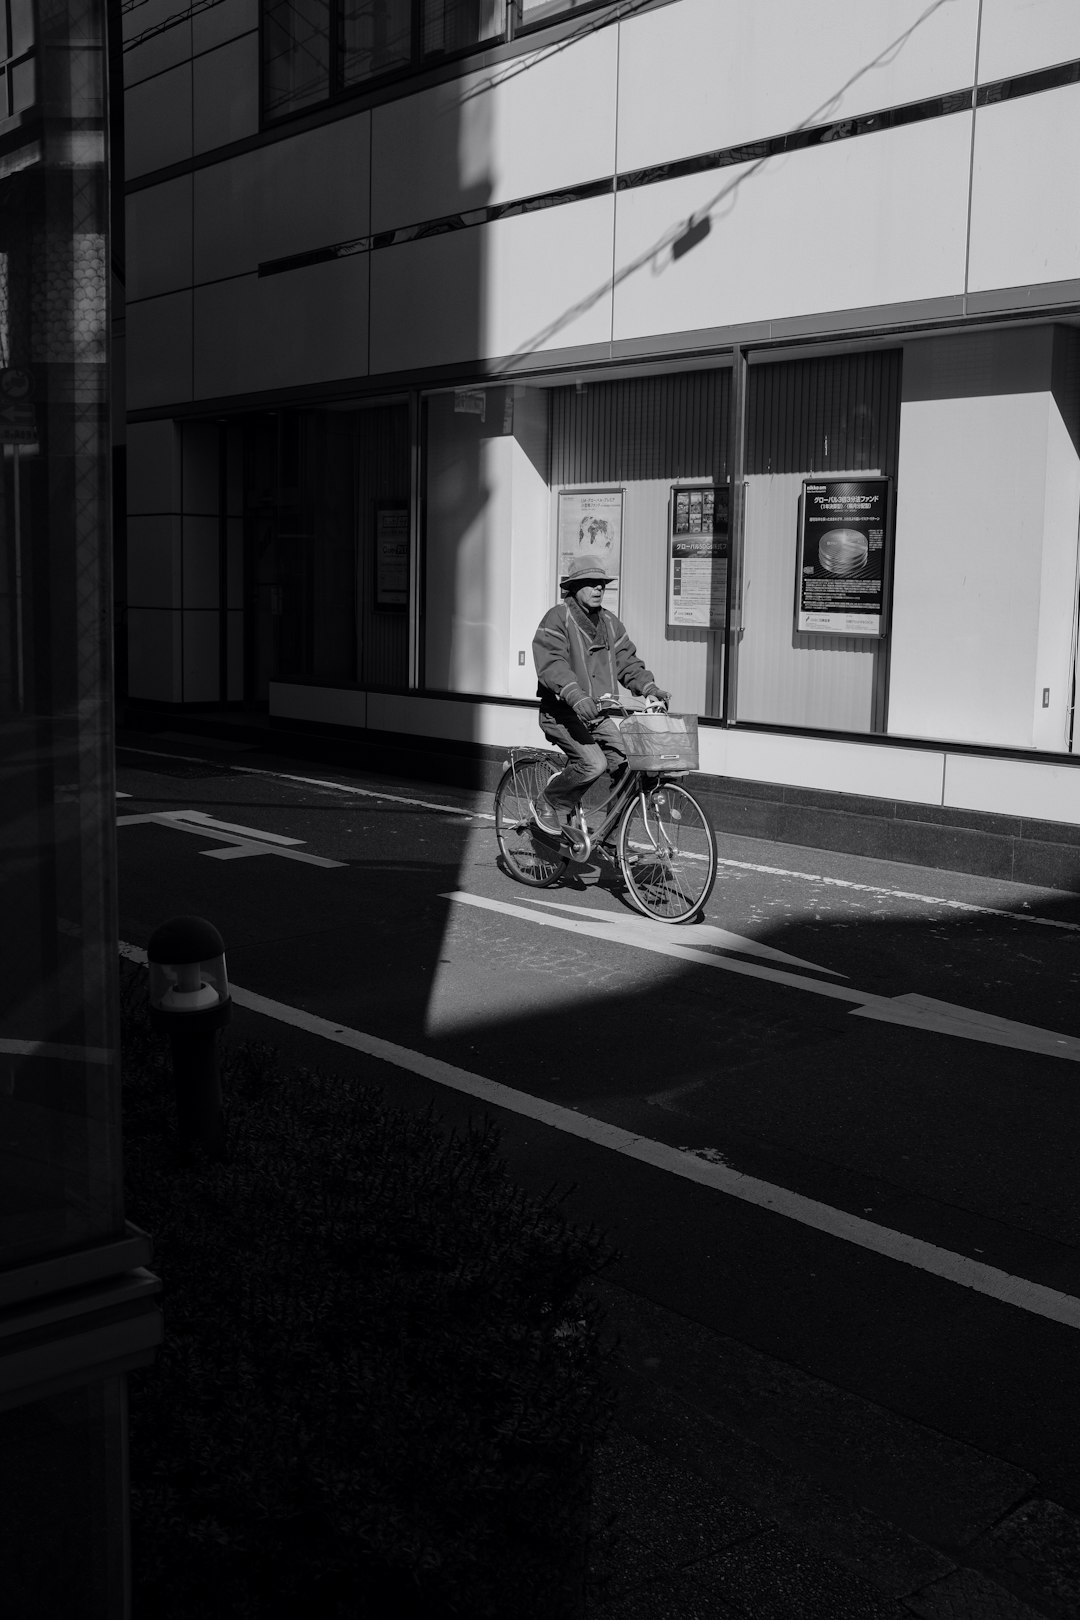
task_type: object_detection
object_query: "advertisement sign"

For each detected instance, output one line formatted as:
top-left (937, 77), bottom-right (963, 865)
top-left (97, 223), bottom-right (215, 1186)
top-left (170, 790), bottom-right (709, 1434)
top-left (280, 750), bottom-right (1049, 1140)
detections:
top-left (375, 503), bottom-right (409, 609)
top-left (557, 489), bottom-right (623, 615)
top-left (796, 477), bottom-right (891, 637)
top-left (667, 484), bottom-right (729, 629)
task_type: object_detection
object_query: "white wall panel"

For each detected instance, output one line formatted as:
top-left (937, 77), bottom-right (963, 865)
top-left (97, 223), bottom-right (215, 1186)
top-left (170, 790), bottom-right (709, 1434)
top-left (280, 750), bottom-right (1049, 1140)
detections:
top-left (977, 0), bottom-right (1080, 81)
top-left (270, 683), bottom-right (369, 728)
top-left (424, 397), bottom-right (514, 694)
top-left (124, 66), bottom-right (192, 178)
top-left (182, 611), bottom-right (221, 700)
top-left (944, 753), bottom-right (1080, 825)
top-left (371, 26), bottom-right (617, 229)
top-left (612, 118), bottom-right (971, 342)
top-left (126, 420), bottom-right (180, 515)
top-left (126, 291), bottom-right (193, 409)
top-left (127, 516), bottom-right (181, 608)
top-left (968, 89), bottom-right (1080, 293)
top-left (506, 391), bottom-right (552, 701)
top-left (126, 178), bottom-right (192, 300)
top-left (616, 0), bottom-right (980, 173)
top-left (888, 386), bottom-right (1049, 747)
top-left (127, 608), bottom-right (182, 701)
top-left (193, 259), bottom-right (369, 397)
top-left (194, 118), bottom-right (371, 282)
top-left (365, 693), bottom-right (541, 747)
top-left (193, 36), bottom-right (260, 154)
top-left (723, 728), bottom-right (946, 805)
top-left (370, 196), bottom-right (614, 373)
top-left (1033, 396), bottom-right (1080, 750)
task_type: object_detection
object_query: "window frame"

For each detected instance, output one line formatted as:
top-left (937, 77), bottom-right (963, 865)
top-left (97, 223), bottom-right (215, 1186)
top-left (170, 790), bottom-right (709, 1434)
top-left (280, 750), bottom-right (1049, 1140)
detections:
top-left (260, 0), bottom-right (619, 126)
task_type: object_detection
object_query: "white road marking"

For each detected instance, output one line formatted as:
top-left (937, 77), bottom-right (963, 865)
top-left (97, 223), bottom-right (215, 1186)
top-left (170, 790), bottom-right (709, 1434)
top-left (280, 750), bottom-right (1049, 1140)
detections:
top-left (162, 809), bottom-right (305, 845)
top-left (0, 1038), bottom-right (112, 1062)
top-left (118, 747), bottom-right (490, 821)
top-left (116, 940), bottom-right (1080, 1331)
top-left (716, 856), bottom-right (1080, 933)
top-left (444, 890), bottom-right (1080, 1062)
top-left (526, 897), bottom-right (846, 975)
top-left (118, 746), bottom-right (1079, 926)
top-left (116, 809), bottom-right (344, 867)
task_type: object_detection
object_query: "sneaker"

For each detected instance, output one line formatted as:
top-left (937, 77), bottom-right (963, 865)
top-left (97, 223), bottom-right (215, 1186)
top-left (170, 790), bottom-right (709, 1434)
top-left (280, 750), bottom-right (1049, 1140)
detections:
top-left (531, 797), bottom-right (563, 839)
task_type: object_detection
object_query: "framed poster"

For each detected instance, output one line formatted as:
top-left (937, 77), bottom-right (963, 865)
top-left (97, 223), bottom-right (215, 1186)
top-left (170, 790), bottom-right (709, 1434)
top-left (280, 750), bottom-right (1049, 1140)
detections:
top-left (796, 477), bottom-right (891, 637)
top-left (375, 502), bottom-right (409, 610)
top-left (667, 484), bottom-right (730, 629)
top-left (557, 488), bottom-right (623, 614)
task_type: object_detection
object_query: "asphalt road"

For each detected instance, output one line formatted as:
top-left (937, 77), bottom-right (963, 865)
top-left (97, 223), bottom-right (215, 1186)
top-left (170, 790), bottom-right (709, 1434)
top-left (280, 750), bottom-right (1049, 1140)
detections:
top-left (115, 733), bottom-right (1080, 1519)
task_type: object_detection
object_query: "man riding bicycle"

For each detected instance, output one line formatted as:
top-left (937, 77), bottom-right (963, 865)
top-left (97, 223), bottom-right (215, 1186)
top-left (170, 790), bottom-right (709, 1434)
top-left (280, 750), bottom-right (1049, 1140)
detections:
top-left (531, 552), bottom-right (671, 855)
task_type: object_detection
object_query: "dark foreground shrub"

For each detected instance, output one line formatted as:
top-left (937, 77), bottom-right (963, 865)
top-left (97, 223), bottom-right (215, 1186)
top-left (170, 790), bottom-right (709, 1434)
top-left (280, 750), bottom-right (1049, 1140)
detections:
top-left (121, 959), bottom-right (617, 1619)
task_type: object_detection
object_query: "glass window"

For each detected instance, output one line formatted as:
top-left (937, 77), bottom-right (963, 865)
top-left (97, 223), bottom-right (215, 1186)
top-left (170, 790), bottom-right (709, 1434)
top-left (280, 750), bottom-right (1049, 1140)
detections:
top-left (263, 0), bottom-right (331, 118)
top-left (735, 351), bottom-right (901, 734)
top-left (243, 412), bottom-right (358, 689)
top-left (421, 0), bottom-right (502, 58)
top-left (265, 0), bottom-right (587, 119)
top-left (342, 0), bottom-right (412, 88)
top-left (517, 0), bottom-right (602, 29)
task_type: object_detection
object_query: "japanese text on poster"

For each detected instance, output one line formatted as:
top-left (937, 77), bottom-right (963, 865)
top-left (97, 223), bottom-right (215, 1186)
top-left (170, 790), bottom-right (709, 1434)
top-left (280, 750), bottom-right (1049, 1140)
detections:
top-left (796, 478), bottom-right (890, 637)
top-left (667, 485), bottom-right (730, 628)
top-left (375, 503), bottom-right (409, 609)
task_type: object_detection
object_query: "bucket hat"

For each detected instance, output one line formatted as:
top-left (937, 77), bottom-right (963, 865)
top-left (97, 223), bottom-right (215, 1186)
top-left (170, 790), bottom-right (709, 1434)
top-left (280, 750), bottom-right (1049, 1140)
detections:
top-left (560, 552), bottom-right (618, 588)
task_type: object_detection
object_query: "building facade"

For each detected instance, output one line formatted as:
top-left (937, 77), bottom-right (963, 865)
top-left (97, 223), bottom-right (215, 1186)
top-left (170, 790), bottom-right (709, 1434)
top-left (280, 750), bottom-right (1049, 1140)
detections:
top-left (121, 0), bottom-right (1080, 861)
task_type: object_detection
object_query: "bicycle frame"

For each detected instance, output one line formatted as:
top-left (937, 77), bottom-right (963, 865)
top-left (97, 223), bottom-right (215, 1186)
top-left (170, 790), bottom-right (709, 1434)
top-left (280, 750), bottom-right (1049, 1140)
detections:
top-left (502, 743), bottom-right (678, 865)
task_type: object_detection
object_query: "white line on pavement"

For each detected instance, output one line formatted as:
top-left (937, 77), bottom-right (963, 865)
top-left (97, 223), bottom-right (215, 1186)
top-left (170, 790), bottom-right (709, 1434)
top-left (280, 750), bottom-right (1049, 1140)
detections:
top-left (716, 857), bottom-right (1080, 932)
top-left (116, 809), bottom-right (344, 867)
top-left (526, 896), bottom-right (846, 975)
top-left (445, 890), bottom-right (1080, 1061)
top-left (118, 746), bottom-right (1080, 926)
top-left (116, 939), bottom-right (1080, 1332)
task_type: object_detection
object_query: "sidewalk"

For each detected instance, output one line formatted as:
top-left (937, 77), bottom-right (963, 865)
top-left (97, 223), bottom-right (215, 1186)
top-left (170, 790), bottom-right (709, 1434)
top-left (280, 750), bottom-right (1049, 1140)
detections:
top-left (585, 1285), bottom-right (1080, 1619)
top-left (194, 994), bottom-right (1080, 1620)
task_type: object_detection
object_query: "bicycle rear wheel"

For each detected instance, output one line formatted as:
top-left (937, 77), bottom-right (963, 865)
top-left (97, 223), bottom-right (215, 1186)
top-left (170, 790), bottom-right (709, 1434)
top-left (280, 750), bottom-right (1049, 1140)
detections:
top-left (617, 781), bottom-right (716, 922)
top-left (495, 759), bottom-right (569, 888)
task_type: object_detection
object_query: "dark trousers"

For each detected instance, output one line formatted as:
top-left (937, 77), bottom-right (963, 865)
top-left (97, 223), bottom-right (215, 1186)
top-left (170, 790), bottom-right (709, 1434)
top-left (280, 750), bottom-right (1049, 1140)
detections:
top-left (539, 714), bottom-right (627, 818)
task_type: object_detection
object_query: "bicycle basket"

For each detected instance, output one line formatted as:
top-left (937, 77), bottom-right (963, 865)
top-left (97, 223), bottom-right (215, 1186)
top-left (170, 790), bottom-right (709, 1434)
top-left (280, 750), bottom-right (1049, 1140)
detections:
top-left (616, 712), bottom-right (698, 773)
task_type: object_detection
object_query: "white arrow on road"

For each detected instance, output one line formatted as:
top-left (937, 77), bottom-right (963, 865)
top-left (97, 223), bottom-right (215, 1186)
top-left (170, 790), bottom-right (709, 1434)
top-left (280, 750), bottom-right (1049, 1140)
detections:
top-left (117, 809), bottom-right (344, 867)
top-left (445, 890), bottom-right (1080, 1062)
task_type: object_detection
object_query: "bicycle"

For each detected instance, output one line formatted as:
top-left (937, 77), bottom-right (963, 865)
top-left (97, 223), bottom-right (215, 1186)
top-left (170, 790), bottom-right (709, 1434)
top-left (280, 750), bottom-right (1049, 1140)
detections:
top-left (494, 699), bottom-right (717, 924)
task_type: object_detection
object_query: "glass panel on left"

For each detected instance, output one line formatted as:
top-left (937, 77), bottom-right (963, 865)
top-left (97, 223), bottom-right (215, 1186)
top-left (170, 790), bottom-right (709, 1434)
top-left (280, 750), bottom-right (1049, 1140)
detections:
top-left (0, 73), bottom-right (122, 1267)
top-left (342, 0), bottom-right (413, 86)
top-left (263, 0), bottom-right (332, 116)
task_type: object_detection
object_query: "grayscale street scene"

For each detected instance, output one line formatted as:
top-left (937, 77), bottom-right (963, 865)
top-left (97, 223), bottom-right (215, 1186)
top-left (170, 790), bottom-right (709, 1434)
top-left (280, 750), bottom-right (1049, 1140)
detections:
top-left (6, 0), bottom-right (1080, 1615)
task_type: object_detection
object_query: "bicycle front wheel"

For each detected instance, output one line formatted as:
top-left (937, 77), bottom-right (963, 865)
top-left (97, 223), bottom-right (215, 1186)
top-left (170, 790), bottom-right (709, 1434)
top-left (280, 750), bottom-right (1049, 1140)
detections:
top-left (495, 759), bottom-right (569, 888)
top-left (617, 781), bottom-right (717, 922)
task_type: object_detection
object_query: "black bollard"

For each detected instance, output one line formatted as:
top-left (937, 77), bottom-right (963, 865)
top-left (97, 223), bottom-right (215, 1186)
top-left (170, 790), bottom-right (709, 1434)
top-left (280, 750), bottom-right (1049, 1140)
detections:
top-left (147, 916), bottom-right (232, 1158)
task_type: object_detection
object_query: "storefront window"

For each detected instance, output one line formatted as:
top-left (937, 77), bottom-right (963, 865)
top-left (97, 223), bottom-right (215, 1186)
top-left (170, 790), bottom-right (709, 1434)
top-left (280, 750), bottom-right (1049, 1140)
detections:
top-left (242, 404), bottom-right (410, 696)
top-left (422, 371), bottom-right (731, 716)
top-left (735, 351), bottom-right (901, 734)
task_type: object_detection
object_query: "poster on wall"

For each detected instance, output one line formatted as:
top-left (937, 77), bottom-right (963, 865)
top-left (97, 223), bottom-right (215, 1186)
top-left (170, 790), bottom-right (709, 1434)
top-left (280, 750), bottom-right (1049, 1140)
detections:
top-left (796, 477), bottom-right (891, 637)
top-left (667, 484), bottom-right (730, 629)
top-left (375, 503), bottom-right (409, 610)
top-left (557, 488), bottom-right (624, 615)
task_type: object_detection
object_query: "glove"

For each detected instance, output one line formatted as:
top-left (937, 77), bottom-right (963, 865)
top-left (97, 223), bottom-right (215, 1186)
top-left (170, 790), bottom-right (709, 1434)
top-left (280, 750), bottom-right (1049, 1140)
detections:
top-left (572, 695), bottom-right (601, 724)
top-left (646, 687), bottom-right (672, 709)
